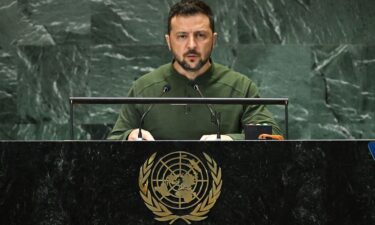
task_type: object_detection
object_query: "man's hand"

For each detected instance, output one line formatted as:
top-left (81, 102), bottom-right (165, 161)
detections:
top-left (200, 135), bottom-right (233, 141)
top-left (128, 129), bottom-right (155, 141)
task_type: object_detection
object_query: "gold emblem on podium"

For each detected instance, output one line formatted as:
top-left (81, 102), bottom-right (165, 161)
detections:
top-left (138, 151), bottom-right (222, 224)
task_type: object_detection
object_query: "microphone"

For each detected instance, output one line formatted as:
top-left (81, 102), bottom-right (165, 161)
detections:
top-left (137, 84), bottom-right (171, 140)
top-left (192, 83), bottom-right (221, 140)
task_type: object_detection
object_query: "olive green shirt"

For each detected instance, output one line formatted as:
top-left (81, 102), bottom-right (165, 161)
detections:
top-left (108, 62), bottom-right (281, 140)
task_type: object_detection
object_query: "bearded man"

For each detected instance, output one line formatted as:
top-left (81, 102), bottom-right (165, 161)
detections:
top-left (108, 0), bottom-right (281, 141)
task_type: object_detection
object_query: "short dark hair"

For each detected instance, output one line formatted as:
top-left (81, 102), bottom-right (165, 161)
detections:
top-left (167, 0), bottom-right (215, 34)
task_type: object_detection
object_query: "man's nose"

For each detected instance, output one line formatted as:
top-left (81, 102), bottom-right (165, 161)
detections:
top-left (187, 36), bottom-right (197, 49)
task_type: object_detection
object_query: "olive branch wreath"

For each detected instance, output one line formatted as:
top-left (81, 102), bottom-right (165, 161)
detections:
top-left (139, 152), bottom-right (222, 224)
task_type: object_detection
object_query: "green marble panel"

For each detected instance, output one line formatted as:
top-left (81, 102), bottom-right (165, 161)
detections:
top-left (360, 0), bottom-right (375, 43)
top-left (91, 0), bottom-right (240, 45)
top-left (211, 44), bottom-right (237, 68)
top-left (311, 45), bottom-right (375, 139)
top-left (237, 0), bottom-right (373, 44)
top-left (203, 0), bottom-right (239, 45)
top-left (17, 0), bottom-right (90, 45)
top-left (91, 0), bottom-right (169, 45)
top-left (14, 123), bottom-right (83, 140)
top-left (0, 0), bottom-right (54, 48)
top-left (0, 124), bottom-right (17, 140)
top-left (0, 0), bottom-right (375, 140)
top-left (0, 49), bottom-right (17, 124)
top-left (0, 47), bottom-right (18, 139)
top-left (89, 44), bottom-right (171, 96)
top-left (230, 45), bottom-right (312, 139)
top-left (15, 45), bottom-right (90, 139)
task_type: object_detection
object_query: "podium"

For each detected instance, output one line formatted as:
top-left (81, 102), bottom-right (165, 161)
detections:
top-left (0, 141), bottom-right (374, 225)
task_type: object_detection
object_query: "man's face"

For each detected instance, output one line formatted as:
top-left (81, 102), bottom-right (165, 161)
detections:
top-left (166, 13), bottom-right (217, 72)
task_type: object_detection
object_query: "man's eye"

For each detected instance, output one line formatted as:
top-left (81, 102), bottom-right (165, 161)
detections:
top-left (196, 33), bottom-right (207, 39)
top-left (177, 34), bottom-right (187, 39)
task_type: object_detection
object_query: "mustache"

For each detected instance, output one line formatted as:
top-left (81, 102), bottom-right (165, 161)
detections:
top-left (184, 50), bottom-right (200, 56)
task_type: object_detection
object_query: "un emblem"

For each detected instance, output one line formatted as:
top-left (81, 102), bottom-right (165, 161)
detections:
top-left (139, 151), bottom-right (222, 224)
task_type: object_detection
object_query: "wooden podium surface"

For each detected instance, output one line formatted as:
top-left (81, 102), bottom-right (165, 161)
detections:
top-left (0, 141), bottom-right (374, 225)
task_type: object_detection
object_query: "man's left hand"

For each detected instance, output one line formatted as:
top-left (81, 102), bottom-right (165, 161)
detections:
top-left (200, 135), bottom-right (233, 141)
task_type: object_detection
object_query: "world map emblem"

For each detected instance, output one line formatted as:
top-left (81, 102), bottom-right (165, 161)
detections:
top-left (138, 151), bottom-right (222, 224)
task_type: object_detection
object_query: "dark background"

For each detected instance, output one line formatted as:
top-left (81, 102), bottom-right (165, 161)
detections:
top-left (0, 141), bottom-right (374, 224)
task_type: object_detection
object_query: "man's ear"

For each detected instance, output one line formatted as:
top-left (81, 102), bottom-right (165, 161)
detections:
top-left (213, 32), bottom-right (218, 46)
top-left (165, 34), bottom-right (171, 51)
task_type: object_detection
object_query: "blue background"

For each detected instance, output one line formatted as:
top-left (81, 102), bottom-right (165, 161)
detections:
top-left (369, 142), bottom-right (375, 159)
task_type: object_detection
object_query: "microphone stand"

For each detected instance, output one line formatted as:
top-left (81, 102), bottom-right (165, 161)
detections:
top-left (193, 84), bottom-right (221, 140)
top-left (214, 111), bottom-right (221, 140)
top-left (137, 85), bottom-right (171, 141)
top-left (137, 106), bottom-right (152, 141)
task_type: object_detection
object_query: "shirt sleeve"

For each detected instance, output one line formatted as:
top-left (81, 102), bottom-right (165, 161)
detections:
top-left (226, 81), bottom-right (282, 140)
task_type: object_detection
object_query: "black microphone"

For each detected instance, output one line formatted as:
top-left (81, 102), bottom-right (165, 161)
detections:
top-left (192, 83), bottom-right (221, 140)
top-left (137, 84), bottom-right (171, 140)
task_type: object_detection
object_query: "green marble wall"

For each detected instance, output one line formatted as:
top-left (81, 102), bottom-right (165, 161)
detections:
top-left (0, 0), bottom-right (374, 140)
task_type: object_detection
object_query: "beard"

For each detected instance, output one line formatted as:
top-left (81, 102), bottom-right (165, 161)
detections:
top-left (172, 47), bottom-right (213, 72)
top-left (176, 54), bottom-right (209, 72)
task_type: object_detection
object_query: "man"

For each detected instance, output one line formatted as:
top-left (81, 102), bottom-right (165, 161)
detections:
top-left (108, 0), bottom-right (282, 141)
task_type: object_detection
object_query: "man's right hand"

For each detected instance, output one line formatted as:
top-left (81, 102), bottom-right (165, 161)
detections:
top-left (128, 129), bottom-right (155, 141)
